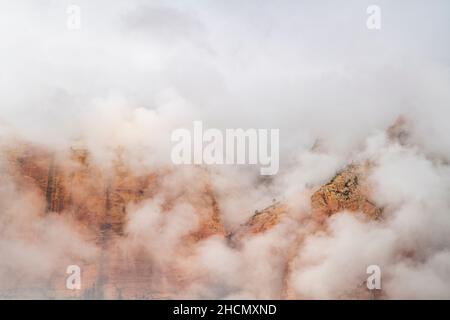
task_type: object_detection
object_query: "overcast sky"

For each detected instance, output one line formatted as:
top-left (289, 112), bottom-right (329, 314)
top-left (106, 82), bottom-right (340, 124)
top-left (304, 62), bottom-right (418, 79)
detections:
top-left (1, 0), bottom-right (449, 162)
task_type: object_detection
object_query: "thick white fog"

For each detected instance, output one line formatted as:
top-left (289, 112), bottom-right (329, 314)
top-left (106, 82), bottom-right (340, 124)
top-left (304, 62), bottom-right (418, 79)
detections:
top-left (1, 0), bottom-right (450, 299)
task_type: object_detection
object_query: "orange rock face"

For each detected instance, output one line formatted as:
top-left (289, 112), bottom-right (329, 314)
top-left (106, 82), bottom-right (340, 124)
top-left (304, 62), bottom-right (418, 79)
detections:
top-left (1, 139), bottom-right (382, 299)
top-left (311, 165), bottom-right (381, 220)
top-left (228, 202), bottom-right (287, 244)
top-left (1, 142), bottom-right (227, 298)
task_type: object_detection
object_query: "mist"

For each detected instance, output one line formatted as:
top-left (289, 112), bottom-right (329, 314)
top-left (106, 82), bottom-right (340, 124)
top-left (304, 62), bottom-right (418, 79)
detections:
top-left (1, 0), bottom-right (450, 299)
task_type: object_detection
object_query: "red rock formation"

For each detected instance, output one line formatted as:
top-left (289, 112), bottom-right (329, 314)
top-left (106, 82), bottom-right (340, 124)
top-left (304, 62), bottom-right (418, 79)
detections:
top-left (2, 141), bottom-right (227, 298)
top-left (311, 164), bottom-right (381, 221)
top-left (228, 202), bottom-right (288, 244)
top-left (1, 137), bottom-right (382, 299)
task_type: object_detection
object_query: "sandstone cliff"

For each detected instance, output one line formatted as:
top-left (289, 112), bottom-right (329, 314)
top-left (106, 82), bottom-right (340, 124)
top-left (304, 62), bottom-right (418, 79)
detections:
top-left (1, 137), bottom-right (382, 299)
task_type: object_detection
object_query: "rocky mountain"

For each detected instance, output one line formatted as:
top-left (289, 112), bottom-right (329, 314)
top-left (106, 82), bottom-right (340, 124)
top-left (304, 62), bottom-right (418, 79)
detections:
top-left (0, 137), bottom-right (382, 299)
